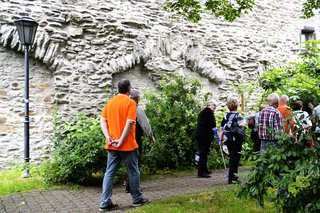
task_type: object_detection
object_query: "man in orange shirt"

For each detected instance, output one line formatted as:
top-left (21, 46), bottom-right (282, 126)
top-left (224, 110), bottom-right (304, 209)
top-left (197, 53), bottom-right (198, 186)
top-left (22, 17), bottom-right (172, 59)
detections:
top-left (277, 95), bottom-right (294, 135)
top-left (99, 79), bottom-right (148, 212)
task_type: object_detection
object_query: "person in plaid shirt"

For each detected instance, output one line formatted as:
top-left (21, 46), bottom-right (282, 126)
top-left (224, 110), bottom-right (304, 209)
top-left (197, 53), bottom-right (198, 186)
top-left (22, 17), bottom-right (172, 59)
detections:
top-left (258, 92), bottom-right (283, 157)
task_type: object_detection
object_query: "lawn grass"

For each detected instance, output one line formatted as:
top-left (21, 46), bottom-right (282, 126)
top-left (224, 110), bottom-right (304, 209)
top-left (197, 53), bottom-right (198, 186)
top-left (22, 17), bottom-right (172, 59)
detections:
top-left (0, 166), bottom-right (59, 197)
top-left (129, 187), bottom-right (275, 213)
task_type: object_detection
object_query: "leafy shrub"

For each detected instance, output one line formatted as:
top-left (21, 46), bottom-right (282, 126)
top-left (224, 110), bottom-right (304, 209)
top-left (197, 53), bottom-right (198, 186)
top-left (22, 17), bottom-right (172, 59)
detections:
top-left (260, 40), bottom-right (320, 110)
top-left (238, 41), bottom-right (320, 212)
top-left (142, 74), bottom-right (212, 169)
top-left (42, 114), bottom-right (106, 184)
top-left (238, 104), bottom-right (320, 212)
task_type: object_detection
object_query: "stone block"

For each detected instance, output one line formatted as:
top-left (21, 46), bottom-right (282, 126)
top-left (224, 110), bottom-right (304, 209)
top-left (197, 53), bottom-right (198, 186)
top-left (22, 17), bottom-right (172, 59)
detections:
top-left (0, 89), bottom-right (7, 96)
top-left (0, 117), bottom-right (7, 124)
top-left (0, 125), bottom-right (17, 132)
top-left (10, 82), bottom-right (21, 90)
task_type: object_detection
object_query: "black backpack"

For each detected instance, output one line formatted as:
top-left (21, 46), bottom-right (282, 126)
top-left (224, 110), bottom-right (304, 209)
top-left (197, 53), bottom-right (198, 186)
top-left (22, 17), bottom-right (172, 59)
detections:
top-left (229, 113), bottom-right (246, 140)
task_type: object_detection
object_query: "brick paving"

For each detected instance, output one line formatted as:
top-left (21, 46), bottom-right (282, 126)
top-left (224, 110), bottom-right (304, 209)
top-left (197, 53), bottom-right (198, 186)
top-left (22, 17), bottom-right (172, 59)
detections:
top-left (0, 168), bottom-right (245, 213)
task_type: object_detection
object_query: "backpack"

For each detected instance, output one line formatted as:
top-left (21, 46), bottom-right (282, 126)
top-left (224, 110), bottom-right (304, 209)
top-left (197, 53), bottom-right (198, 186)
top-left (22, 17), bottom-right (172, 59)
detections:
top-left (248, 117), bottom-right (255, 129)
top-left (229, 114), bottom-right (246, 140)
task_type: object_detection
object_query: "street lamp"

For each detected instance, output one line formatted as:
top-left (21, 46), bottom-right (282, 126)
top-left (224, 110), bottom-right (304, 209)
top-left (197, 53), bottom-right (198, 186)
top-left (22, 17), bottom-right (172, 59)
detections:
top-left (14, 16), bottom-right (38, 178)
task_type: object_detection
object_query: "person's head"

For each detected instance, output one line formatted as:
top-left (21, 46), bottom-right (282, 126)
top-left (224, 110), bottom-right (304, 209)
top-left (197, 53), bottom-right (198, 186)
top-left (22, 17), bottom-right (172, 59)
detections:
top-left (118, 79), bottom-right (131, 94)
top-left (226, 98), bottom-right (238, 111)
top-left (293, 100), bottom-right (303, 111)
top-left (129, 89), bottom-right (141, 103)
top-left (267, 92), bottom-right (280, 108)
top-left (207, 99), bottom-right (217, 112)
top-left (279, 94), bottom-right (289, 104)
top-left (259, 104), bottom-right (267, 111)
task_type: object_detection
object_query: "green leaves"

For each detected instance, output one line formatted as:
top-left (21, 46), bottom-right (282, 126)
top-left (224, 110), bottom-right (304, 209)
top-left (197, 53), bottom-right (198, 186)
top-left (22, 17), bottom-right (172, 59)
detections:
top-left (301, 0), bottom-right (320, 19)
top-left (164, 0), bottom-right (254, 22)
top-left (260, 40), bottom-right (320, 106)
top-left (143, 74), bottom-right (208, 169)
top-left (42, 114), bottom-right (106, 184)
top-left (165, 0), bottom-right (202, 23)
top-left (239, 134), bottom-right (320, 212)
top-left (165, 0), bottom-right (320, 23)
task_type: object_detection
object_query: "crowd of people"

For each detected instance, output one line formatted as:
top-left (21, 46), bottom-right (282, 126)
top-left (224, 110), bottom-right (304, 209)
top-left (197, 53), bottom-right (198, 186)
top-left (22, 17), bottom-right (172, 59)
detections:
top-left (195, 92), bottom-right (320, 185)
top-left (97, 78), bottom-right (319, 211)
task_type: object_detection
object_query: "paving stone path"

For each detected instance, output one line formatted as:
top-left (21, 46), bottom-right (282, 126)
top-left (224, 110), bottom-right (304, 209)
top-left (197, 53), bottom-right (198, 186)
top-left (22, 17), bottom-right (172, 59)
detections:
top-left (0, 168), bottom-right (247, 213)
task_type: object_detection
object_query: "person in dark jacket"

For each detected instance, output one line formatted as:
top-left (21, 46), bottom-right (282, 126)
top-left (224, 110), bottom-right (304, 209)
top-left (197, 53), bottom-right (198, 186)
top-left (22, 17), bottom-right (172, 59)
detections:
top-left (219, 98), bottom-right (246, 184)
top-left (195, 99), bottom-right (217, 178)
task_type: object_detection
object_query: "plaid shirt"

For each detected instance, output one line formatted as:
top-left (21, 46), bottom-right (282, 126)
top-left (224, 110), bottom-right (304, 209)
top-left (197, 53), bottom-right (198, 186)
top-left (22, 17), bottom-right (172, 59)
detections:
top-left (258, 106), bottom-right (283, 141)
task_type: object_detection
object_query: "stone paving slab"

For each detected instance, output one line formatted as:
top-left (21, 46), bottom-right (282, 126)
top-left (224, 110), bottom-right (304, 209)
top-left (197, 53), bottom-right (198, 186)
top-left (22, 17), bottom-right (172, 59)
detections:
top-left (0, 169), bottom-right (240, 213)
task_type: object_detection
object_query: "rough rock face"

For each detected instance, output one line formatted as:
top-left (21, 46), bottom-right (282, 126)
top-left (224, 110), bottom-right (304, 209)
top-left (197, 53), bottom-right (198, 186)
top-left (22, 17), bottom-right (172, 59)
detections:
top-left (0, 0), bottom-right (319, 167)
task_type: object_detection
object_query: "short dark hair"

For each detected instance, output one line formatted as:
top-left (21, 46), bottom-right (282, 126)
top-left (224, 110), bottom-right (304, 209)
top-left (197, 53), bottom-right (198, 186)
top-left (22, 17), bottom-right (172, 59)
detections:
top-left (293, 100), bottom-right (303, 111)
top-left (118, 79), bottom-right (131, 94)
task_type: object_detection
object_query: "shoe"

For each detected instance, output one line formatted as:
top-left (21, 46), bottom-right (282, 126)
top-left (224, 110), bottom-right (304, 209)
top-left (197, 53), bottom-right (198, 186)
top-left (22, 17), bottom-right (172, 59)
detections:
top-left (228, 179), bottom-right (241, 184)
top-left (197, 174), bottom-right (211, 178)
top-left (133, 198), bottom-right (149, 207)
top-left (99, 203), bottom-right (119, 212)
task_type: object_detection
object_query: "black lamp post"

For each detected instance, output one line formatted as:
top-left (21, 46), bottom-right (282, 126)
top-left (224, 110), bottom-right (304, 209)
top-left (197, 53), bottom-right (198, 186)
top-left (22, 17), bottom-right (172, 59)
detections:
top-left (14, 16), bottom-right (38, 178)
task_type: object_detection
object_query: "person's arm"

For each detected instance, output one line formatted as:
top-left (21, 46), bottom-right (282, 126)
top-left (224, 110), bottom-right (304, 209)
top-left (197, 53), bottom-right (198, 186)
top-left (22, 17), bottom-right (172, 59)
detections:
top-left (237, 114), bottom-right (246, 127)
top-left (289, 112), bottom-right (295, 135)
top-left (238, 119), bottom-right (246, 127)
top-left (211, 114), bottom-right (217, 130)
top-left (112, 119), bottom-right (135, 148)
top-left (137, 107), bottom-right (155, 141)
top-left (275, 112), bottom-right (283, 133)
top-left (100, 117), bottom-right (113, 145)
top-left (218, 114), bottom-right (227, 144)
top-left (305, 112), bottom-right (313, 128)
top-left (312, 108), bottom-right (317, 125)
top-left (218, 129), bottom-right (224, 144)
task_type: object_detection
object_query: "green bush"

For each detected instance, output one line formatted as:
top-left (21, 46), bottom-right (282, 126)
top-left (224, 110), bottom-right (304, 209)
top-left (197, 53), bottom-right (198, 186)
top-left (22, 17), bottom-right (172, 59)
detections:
top-left (260, 40), bottom-right (320, 109)
top-left (238, 41), bottom-right (320, 212)
top-left (238, 132), bottom-right (320, 212)
top-left (238, 40), bottom-right (320, 212)
top-left (142, 74), bottom-right (217, 169)
top-left (42, 114), bottom-right (106, 184)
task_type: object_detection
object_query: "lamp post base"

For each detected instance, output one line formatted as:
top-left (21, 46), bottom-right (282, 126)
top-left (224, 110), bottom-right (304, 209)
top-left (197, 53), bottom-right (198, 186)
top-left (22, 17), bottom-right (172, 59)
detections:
top-left (21, 165), bottom-right (31, 178)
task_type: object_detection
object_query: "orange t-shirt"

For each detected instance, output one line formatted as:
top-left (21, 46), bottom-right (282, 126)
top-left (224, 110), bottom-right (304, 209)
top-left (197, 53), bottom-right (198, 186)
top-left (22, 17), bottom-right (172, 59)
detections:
top-left (101, 94), bottom-right (138, 151)
top-left (277, 103), bottom-right (294, 134)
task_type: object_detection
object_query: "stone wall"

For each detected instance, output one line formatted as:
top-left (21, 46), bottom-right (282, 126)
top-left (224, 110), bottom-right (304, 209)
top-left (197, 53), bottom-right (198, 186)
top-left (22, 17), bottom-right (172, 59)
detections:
top-left (0, 0), bottom-right (319, 167)
top-left (0, 47), bottom-right (53, 168)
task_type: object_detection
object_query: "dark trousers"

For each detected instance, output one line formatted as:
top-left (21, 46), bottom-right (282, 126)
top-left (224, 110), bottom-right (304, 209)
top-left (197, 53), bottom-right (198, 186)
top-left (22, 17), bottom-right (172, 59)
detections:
top-left (196, 136), bottom-right (211, 176)
top-left (226, 139), bottom-right (243, 183)
top-left (250, 130), bottom-right (261, 152)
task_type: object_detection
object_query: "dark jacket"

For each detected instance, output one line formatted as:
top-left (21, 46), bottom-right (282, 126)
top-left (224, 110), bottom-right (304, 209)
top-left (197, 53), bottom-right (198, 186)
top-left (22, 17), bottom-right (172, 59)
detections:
top-left (196, 107), bottom-right (216, 140)
top-left (221, 112), bottom-right (245, 142)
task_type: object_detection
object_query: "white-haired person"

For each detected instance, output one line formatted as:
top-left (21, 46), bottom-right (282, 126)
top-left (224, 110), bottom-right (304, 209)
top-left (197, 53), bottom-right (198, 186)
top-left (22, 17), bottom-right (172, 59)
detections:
top-left (195, 99), bottom-right (217, 178)
top-left (258, 92), bottom-right (283, 156)
top-left (219, 98), bottom-right (246, 184)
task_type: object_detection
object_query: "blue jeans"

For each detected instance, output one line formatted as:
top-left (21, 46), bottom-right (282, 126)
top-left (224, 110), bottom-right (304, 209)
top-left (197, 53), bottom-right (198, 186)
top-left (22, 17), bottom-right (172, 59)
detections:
top-left (260, 140), bottom-right (276, 158)
top-left (100, 149), bottom-right (142, 208)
